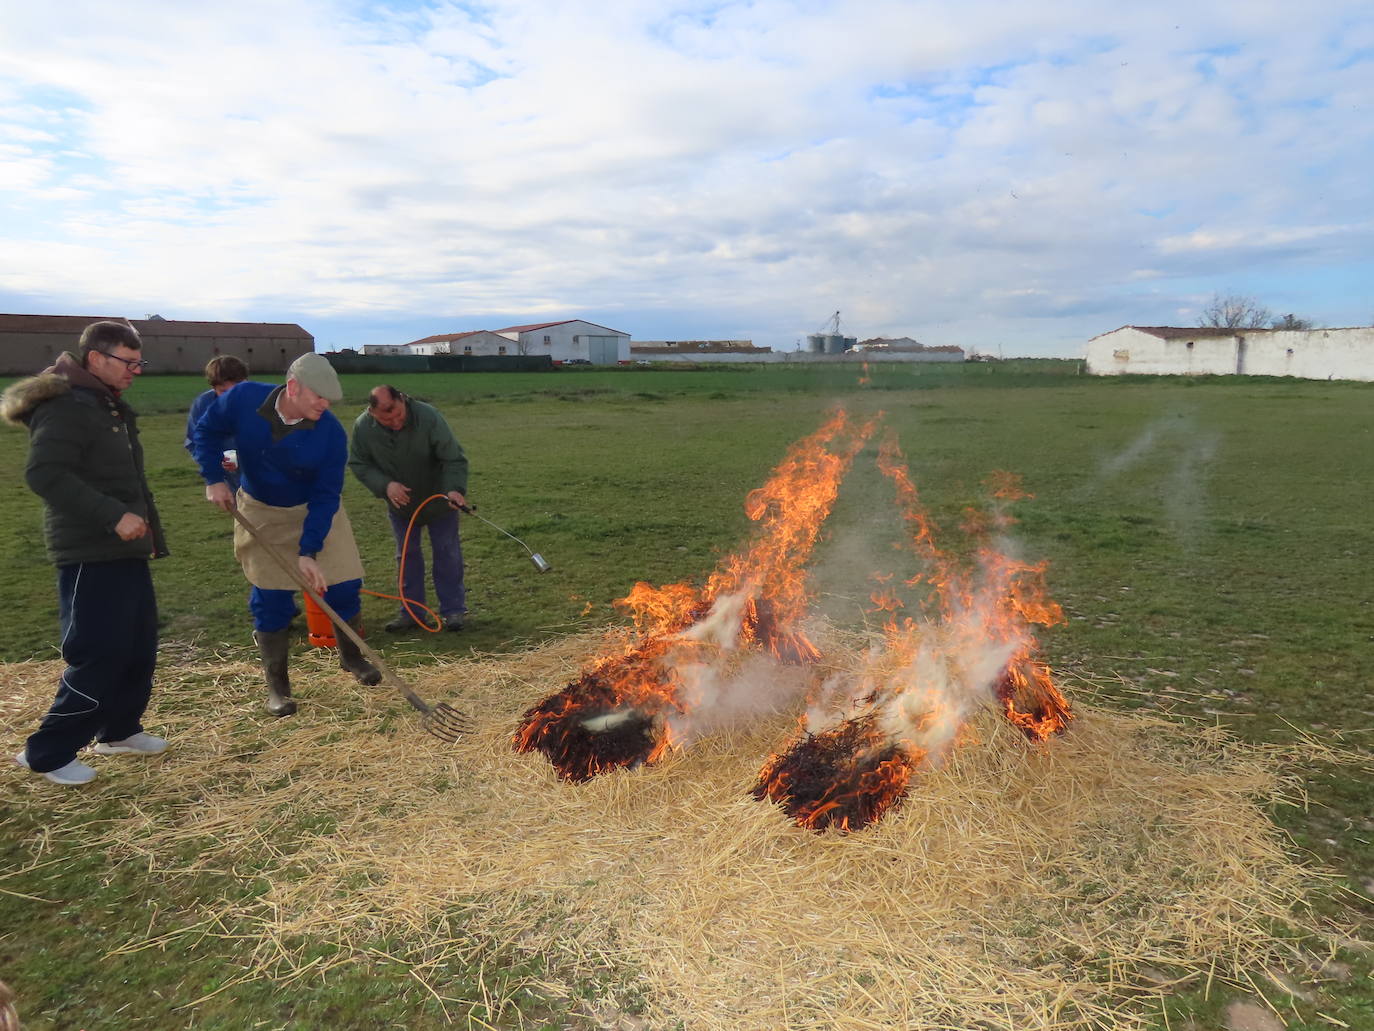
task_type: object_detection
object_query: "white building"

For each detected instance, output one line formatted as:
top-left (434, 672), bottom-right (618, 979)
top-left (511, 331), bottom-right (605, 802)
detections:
top-left (852, 337), bottom-right (965, 362)
top-left (388, 331), bottom-right (520, 356)
top-left (1085, 326), bottom-right (1374, 382)
top-left (632, 340), bottom-right (770, 360)
top-left (494, 320), bottom-right (631, 364)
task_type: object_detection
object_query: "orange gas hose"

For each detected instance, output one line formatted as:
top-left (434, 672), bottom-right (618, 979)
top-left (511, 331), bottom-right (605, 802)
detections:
top-left (360, 492), bottom-right (454, 633)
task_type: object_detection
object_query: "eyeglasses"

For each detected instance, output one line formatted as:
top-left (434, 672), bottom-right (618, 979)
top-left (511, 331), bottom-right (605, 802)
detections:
top-left (99, 351), bottom-right (150, 370)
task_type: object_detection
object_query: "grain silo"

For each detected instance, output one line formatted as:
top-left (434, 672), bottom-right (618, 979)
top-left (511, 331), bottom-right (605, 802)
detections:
top-left (808, 312), bottom-right (855, 354)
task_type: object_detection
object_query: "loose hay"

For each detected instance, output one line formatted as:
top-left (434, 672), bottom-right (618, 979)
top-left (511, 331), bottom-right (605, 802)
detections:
top-left (3, 632), bottom-right (1360, 1029)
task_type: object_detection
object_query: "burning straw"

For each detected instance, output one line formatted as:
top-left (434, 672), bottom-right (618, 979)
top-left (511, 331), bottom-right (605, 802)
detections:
top-left (3, 637), bottom-right (1361, 1030)
top-left (755, 436), bottom-right (1078, 831)
top-left (514, 409), bottom-right (876, 781)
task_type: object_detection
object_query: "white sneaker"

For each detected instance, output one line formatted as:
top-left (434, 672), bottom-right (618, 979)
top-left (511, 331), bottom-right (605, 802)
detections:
top-left (92, 732), bottom-right (168, 756)
top-left (15, 750), bottom-right (98, 785)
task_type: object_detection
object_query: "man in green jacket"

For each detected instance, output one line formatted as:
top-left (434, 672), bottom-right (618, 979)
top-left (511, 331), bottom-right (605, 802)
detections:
top-left (349, 385), bottom-right (469, 631)
top-left (2, 321), bottom-right (169, 786)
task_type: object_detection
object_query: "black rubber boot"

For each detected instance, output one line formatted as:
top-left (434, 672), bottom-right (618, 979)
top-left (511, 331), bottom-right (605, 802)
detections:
top-left (337, 616), bottom-right (382, 686)
top-left (254, 628), bottom-right (296, 716)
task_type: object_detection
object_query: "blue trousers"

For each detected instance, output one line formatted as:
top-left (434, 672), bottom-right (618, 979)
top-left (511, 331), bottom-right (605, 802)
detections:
top-left (25, 559), bottom-right (158, 772)
top-left (250, 579), bottom-right (362, 632)
top-left (388, 508), bottom-right (466, 620)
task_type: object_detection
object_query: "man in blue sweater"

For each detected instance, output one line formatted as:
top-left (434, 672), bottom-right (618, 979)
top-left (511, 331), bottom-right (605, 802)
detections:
top-left (191, 353), bottom-right (379, 716)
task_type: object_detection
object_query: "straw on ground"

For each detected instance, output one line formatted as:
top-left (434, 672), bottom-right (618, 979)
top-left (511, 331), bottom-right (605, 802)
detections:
top-left (4, 630), bottom-right (1363, 1030)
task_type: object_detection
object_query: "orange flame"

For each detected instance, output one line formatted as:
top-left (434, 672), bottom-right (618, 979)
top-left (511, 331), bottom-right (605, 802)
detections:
top-left (754, 433), bottom-right (1074, 831)
top-left (515, 409), bottom-right (877, 780)
top-left (876, 435), bottom-right (1074, 740)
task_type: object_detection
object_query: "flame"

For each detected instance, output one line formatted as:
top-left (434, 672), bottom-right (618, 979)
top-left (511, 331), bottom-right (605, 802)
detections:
top-left (994, 656), bottom-right (1074, 743)
top-left (877, 435), bottom-right (1074, 741)
top-left (514, 409), bottom-right (877, 780)
top-left (858, 361), bottom-right (871, 386)
top-left (517, 412), bottom-right (1074, 807)
top-left (753, 433), bottom-right (1074, 831)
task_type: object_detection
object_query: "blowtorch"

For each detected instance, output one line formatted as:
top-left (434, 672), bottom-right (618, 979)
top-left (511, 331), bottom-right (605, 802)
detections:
top-left (458, 503), bottom-right (552, 573)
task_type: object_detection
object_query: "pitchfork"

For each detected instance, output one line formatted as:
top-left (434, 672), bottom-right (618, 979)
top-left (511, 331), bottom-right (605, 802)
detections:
top-left (230, 507), bottom-right (473, 742)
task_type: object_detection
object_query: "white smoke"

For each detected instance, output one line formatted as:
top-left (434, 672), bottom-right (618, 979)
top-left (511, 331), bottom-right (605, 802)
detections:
top-left (659, 589), bottom-right (814, 746)
top-left (1095, 420), bottom-right (1164, 478)
top-left (1164, 432), bottom-right (1219, 548)
top-left (799, 546), bottom-right (1031, 764)
top-left (1084, 411), bottom-right (1220, 549)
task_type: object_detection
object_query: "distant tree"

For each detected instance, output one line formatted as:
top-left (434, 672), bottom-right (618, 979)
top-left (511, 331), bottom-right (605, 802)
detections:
top-left (1198, 293), bottom-right (1272, 330)
top-left (1270, 313), bottom-right (1314, 331)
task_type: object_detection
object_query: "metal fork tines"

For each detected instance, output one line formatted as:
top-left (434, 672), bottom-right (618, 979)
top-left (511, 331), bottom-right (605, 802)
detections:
top-left (423, 702), bottom-right (475, 742)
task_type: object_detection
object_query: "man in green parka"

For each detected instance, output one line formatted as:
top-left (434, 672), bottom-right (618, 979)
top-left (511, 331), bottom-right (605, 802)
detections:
top-left (3, 320), bottom-right (169, 785)
top-left (349, 385), bottom-right (469, 631)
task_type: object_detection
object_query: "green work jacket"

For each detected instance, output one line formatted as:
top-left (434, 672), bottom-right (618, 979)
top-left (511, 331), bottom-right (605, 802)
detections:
top-left (348, 397), bottom-right (469, 527)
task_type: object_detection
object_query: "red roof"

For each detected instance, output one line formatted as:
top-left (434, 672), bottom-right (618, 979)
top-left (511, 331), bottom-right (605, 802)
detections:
top-left (405, 331), bottom-right (486, 346)
top-left (494, 319), bottom-right (628, 336)
top-left (1130, 325), bottom-right (1253, 340)
top-left (1091, 325), bottom-right (1257, 341)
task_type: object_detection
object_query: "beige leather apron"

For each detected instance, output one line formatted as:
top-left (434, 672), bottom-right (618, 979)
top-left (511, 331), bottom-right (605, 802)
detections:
top-left (233, 490), bottom-right (365, 590)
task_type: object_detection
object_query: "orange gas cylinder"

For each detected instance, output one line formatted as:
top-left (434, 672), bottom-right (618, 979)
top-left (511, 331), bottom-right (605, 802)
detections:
top-left (304, 593), bottom-right (336, 649)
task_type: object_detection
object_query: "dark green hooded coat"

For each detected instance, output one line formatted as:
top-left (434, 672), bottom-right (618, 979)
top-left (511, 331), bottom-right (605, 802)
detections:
top-left (1, 352), bottom-right (168, 565)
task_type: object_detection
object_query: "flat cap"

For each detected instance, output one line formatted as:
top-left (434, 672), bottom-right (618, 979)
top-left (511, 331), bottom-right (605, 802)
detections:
top-left (286, 352), bottom-right (342, 401)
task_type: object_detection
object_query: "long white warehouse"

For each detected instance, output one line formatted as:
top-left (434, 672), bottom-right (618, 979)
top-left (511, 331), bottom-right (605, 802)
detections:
top-left (1086, 326), bottom-right (1374, 381)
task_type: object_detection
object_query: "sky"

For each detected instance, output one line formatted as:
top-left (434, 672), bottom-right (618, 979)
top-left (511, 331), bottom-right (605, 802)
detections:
top-left (1, 1), bottom-right (1371, 357)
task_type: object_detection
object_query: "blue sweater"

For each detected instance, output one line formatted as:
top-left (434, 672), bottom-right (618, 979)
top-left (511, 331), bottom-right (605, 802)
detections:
top-left (185, 387), bottom-right (241, 493)
top-left (191, 381), bottom-right (347, 556)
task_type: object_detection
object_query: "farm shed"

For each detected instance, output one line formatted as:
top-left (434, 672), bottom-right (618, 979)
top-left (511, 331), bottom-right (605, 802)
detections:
top-left (1085, 325), bottom-right (1374, 382)
top-left (0, 313), bottom-right (314, 376)
top-left (494, 320), bottom-right (631, 365)
top-left (852, 338), bottom-right (965, 362)
top-left (632, 341), bottom-right (772, 361)
top-left (366, 330), bottom-right (521, 357)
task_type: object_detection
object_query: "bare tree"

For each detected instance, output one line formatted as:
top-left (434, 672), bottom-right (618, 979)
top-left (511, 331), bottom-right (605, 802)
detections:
top-left (1270, 313), bottom-right (1314, 331)
top-left (1198, 293), bottom-right (1272, 330)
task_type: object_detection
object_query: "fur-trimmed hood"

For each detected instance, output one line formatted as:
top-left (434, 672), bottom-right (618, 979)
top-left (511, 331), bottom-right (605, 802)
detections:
top-left (1, 352), bottom-right (114, 426)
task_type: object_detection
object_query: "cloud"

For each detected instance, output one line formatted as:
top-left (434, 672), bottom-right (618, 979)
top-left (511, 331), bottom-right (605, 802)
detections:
top-left (0, 1), bottom-right (1371, 353)
top-left (1158, 224), bottom-right (1360, 254)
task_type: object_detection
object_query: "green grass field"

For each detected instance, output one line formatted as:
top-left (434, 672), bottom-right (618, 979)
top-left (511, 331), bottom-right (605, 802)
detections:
top-left (1, 361), bottom-right (1370, 1029)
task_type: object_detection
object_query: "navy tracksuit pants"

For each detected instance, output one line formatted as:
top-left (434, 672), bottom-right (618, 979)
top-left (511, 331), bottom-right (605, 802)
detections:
top-left (23, 559), bottom-right (158, 773)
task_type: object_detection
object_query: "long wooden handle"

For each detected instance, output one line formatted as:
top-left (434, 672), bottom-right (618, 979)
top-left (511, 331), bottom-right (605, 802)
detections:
top-left (228, 506), bottom-right (434, 714)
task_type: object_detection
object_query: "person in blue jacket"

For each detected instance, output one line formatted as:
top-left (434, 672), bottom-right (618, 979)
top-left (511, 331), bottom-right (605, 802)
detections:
top-left (184, 354), bottom-right (248, 494)
top-left (191, 352), bottom-right (379, 716)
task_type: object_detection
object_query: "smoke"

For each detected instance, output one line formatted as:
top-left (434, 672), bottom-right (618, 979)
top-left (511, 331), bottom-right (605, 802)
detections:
top-left (660, 589), bottom-right (813, 746)
top-left (1163, 432), bottom-right (1219, 548)
top-left (882, 640), bottom-right (1002, 759)
top-left (1095, 420), bottom-right (1165, 478)
top-left (803, 585), bottom-right (1026, 767)
top-left (1083, 411), bottom-right (1220, 548)
top-left (804, 444), bottom-right (933, 630)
